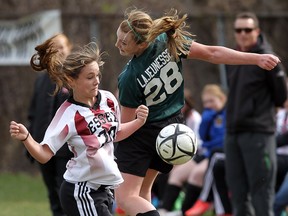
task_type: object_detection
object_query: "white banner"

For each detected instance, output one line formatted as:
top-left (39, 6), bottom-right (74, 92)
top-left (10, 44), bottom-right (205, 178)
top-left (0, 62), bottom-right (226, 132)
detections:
top-left (0, 10), bottom-right (62, 66)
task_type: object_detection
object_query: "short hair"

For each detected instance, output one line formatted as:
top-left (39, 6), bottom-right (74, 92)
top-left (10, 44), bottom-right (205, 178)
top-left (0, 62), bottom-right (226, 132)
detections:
top-left (236, 12), bottom-right (259, 28)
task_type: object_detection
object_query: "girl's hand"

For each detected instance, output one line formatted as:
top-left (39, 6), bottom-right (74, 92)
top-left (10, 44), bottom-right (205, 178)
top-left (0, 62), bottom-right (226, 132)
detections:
top-left (258, 54), bottom-right (280, 70)
top-left (135, 105), bottom-right (149, 124)
top-left (10, 121), bottom-right (29, 141)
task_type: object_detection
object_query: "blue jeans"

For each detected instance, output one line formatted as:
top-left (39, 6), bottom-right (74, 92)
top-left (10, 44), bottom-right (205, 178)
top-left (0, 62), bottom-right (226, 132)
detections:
top-left (274, 173), bottom-right (288, 216)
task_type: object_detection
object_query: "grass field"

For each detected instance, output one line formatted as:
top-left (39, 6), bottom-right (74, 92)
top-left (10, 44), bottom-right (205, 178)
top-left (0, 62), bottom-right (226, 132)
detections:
top-left (0, 172), bottom-right (216, 216)
top-left (0, 172), bottom-right (51, 216)
top-left (2, 172), bottom-right (288, 216)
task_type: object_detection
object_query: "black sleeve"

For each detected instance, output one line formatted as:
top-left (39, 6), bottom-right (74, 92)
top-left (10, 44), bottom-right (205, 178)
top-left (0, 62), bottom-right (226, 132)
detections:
top-left (27, 76), bottom-right (41, 133)
top-left (267, 64), bottom-right (287, 107)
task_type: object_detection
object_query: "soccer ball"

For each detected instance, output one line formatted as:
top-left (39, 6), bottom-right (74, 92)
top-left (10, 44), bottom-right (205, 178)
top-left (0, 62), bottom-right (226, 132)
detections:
top-left (156, 123), bottom-right (197, 165)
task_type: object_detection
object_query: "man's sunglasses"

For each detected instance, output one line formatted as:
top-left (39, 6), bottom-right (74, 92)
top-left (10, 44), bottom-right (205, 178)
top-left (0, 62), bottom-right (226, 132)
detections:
top-left (234, 28), bottom-right (255, 33)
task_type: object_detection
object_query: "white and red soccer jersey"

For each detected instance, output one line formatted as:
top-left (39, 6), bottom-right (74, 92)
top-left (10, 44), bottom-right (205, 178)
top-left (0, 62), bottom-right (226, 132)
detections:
top-left (41, 90), bottom-right (123, 189)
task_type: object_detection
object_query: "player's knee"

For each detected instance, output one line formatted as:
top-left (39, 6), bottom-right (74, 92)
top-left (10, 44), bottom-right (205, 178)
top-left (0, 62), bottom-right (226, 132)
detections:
top-left (188, 170), bottom-right (204, 184)
top-left (139, 190), bottom-right (151, 202)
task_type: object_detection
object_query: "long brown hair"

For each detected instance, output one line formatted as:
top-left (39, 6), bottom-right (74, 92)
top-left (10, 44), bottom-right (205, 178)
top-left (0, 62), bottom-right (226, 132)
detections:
top-left (30, 35), bottom-right (104, 94)
top-left (118, 8), bottom-right (194, 61)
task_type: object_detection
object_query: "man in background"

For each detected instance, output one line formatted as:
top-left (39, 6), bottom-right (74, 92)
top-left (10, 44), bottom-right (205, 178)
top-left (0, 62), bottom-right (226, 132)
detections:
top-left (224, 12), bottom-right (287, 216)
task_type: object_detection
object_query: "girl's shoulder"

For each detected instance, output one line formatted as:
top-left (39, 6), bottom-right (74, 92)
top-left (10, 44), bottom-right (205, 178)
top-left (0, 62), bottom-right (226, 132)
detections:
top-left (98, 90), bottom-right (119, 108)
top-left (99, 90), bottom-right (117, 101)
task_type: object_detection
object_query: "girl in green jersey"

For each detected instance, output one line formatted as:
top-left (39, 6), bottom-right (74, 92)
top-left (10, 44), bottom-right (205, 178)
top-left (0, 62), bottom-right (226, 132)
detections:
top-left (114, 8), bottom-right (280, 216)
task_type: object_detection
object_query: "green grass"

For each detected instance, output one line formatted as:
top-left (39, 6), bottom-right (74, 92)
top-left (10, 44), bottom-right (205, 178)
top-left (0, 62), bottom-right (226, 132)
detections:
top-left (0, 172), bottom-right (216, 216)
top-left (0, 172), bottom-right (51, 216)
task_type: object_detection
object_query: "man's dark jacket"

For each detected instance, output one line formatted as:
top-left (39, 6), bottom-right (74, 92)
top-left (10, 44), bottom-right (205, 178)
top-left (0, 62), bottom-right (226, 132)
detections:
top-left (28, 72), bottom-right (73, 158)
top-left (225, 34), bottom-right (287, 134)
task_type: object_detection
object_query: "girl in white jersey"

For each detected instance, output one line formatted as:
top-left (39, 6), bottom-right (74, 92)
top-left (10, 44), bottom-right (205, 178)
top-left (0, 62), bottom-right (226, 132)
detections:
top-left (9, 39), bottom-right (148, 216)
top-left (114, 8), bottom-right (281, 216)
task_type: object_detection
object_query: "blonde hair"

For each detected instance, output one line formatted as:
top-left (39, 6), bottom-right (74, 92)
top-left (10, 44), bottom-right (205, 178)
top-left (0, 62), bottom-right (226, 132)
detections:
top-left (202, 84), bottom-right (227, 102)
top-left (119, 8), bottom-right (194, 61)
top-left (30, 36), bottom-right (104, 94)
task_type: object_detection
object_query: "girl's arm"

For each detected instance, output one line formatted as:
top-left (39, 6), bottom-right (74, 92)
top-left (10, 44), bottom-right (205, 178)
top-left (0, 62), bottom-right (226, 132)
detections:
top-left (119, 106), bottom-right (138, 123)
top-left (115, 105), bottom-right (149, 142)
top-left (9, 121), bottom-right (54, 164)
top-left (188, 41), bottom-right (280, 70)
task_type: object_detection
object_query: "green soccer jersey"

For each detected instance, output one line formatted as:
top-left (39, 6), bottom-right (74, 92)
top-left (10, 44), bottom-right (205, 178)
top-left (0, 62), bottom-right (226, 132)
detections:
top-left (118, 34), bottom-right (188, 122)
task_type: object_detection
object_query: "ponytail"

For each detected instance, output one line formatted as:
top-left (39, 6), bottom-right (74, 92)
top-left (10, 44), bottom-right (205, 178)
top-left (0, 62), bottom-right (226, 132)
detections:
top-left (120, 9), bottom-right (194, 62)
top-left (147, 9), bottom-right (194, 61)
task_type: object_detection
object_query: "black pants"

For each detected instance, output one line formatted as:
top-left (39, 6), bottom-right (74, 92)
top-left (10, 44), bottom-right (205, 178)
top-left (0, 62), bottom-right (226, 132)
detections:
top-left (225, 132), bottom-right (276, 216)
top-left (60, 181), bottom-right (114, 216)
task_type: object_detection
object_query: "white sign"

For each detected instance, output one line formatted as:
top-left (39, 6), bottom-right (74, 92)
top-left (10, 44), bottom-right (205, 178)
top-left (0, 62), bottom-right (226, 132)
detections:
top-left (0, 10), bottom-right (62, 65)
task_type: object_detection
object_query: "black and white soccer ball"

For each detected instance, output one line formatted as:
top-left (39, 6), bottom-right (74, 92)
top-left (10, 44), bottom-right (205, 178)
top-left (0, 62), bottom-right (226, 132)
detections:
top-left (156, 123), bottom-right (197, 165)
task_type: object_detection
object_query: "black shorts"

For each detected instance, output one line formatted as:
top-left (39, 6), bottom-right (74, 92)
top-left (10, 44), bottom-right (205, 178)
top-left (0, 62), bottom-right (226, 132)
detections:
top-left (114, 112), bottom-right (184, 177)
top-left (60, 181), bottom-right (114, 216)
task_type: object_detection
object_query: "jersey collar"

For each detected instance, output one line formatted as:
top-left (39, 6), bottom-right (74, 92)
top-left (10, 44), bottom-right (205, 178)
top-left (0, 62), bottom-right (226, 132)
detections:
top-left (68, 92), bottom-right (102, 110)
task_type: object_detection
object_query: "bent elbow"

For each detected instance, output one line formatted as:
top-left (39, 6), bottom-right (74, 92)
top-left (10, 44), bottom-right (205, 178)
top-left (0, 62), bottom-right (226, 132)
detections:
top-left (37, 156), bottom-right (51, 164)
